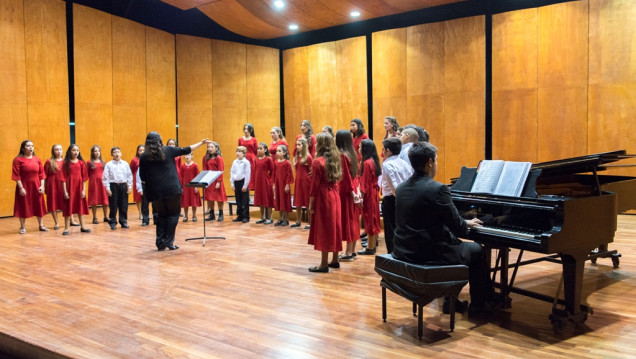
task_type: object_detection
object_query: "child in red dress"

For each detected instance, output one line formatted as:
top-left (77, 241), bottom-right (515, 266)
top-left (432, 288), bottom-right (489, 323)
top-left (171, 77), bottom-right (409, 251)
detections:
top-left (13, 140), bottom-right (48, 234)
top-left (269, 126), bottom-right (288, 155)
top-left (273, 145), bottom-right (293, 226)
top-left (294, 120), bottom-right (316, 158)
top-left (358, 139), bottom-right (382, 255)
top-left (335, 130), bottom-right (361, 261)
top-left (254, 143), bottom-right (274, 224)
top-left (130, 145), bottom-right (144, 219)
top-left (61, 144), bottom-right (91, 235)
top-left (292, 138), bottom-right (312, 229)
top-left (180, 153), bottom-right (202, 222)
top-left (44, 144), bottom-right (65, 230)
top-left (238, 123), bottom-right (258, 191)
top-left (203, 142), bottom-right (227, 222)
top-left (87, 145), bottom-right (109, 224)
top-left (307, 133), bottom-right (343, 272)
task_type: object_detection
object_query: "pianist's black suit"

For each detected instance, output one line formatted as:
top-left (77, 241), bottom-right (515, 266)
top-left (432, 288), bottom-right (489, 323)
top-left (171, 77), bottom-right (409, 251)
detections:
top-left (392, 171), bottom-right (494, 306)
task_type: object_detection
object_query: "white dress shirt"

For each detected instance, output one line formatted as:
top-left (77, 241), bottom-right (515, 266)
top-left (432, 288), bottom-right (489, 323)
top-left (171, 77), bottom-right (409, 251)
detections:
top-left (102, 159), bottom-right (133, 190)
top-left (230, 157), bottom-right (251, 190)
top-left (380, 155), bottom-right (413, 197)
top-left (398, 142), bottom-right (414, 166)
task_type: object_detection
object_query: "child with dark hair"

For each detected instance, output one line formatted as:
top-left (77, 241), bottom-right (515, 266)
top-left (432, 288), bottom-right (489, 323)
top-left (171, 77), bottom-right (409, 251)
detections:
top-left (62, 144), bottom-right (91, 235)
top-left (273, 145), bottom-right (293, 226)
top-left (254, 143), bottom-right (274, 224)
top-left (102, 146), bottom-right (133, 230)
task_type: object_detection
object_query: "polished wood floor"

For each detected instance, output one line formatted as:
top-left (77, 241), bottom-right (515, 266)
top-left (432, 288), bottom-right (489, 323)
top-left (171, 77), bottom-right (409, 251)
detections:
top-left (1, 206), bottom-right (636, 358)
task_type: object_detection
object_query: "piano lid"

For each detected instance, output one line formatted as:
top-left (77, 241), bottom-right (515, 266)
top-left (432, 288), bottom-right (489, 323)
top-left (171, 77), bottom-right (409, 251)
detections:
top-left (531, 150), bottom-right (630, 177)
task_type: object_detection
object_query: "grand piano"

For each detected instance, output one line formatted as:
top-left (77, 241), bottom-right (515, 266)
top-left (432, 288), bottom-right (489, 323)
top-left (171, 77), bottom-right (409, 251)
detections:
top-left (450, 150), bottom-right (635, 331)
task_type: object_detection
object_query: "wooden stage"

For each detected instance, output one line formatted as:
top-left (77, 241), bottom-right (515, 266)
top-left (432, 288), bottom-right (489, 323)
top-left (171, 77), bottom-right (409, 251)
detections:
top-left (1, 207), bottom-right (636, 358)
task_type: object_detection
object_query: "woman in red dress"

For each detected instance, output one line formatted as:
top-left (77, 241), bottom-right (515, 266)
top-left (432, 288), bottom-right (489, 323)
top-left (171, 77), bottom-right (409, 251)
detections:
top-left (130, 145), bottom-right (144, 219)
top-left (13, 140), bottom-right (48, 234)
top-left (272, 145), bottom-right (294, 226)
top-left (292, 137), bottom-right (312, 229)
top-left (44, 144), bottom-right (65, 230)
top-left (87, 145), bottom-right (109, 224)
top-left (238, 123), bottom-right (258, 190)
top-left (358, 139), bottom-right (382, 254)
top-left (293, 120), bottom-right (316, 158)
top-left (61, 144), bottom-right (91, 235)
top-left (335, 130), bottom-right (361, 261)
top-left (254, 143), bottom-right (274, 224)
top-left (269, 126), bottom-right (288, 155)
top-left (350, 118), bottom-right (369, 163)
top-left (307, 132), bottom-right (343, 272)
top-left (383, 115), bottom-right (400, 139)
top-left (180, 153), bottom-right (202, 222)
top-left (203, 142), bottom-right (227, 222)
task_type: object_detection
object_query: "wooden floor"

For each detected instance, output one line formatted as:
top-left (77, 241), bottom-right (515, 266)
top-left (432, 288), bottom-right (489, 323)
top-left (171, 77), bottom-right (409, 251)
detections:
top-left (1, 206), bottom-right (636, 359)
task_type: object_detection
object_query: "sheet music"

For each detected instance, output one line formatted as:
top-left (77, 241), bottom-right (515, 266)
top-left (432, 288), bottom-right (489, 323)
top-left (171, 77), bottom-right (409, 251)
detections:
top-left (188, 170), bottom-right (222, 187)
top-left (471, 160), bottom-right (504, 194)
top-left (494, 162), bottom-right (531, 197)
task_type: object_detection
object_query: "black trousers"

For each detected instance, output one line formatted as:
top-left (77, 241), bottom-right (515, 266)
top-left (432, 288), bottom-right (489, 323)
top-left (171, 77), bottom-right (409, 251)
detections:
top-left (234, 179), bottom-right (250, 220)
top-left (381, 195), bottom-right (396, 253)
top-left (152, 194), bottom-right (181, 249)
top-left (109, 183), bottom-right (128, 226)
top-left (448, 241), bottom-right (494, 306)
top-left (140, 184), bottom-right (152, 225)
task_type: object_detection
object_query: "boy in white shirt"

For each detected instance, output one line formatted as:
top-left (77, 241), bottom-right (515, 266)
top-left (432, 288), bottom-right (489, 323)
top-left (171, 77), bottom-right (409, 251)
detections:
top-left (102, 147), bottom-right (133, 230)
top-left (230, 146), bottom-right (251, 223)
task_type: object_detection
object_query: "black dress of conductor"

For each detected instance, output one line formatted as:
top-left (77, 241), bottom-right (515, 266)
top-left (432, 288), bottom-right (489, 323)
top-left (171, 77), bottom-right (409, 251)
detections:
top-left (392, 141), bottom-right (499, 312)
top-left (139, 132), bottom-right (210, 251)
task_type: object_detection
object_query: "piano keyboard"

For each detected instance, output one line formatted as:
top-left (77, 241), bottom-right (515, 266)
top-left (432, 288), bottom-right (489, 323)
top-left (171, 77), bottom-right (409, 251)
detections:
top-left (472, 225), bottom-right (538, 240)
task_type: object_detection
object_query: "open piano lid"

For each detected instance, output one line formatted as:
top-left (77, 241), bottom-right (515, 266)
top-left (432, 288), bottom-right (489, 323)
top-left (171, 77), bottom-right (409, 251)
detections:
top-left (531, 150), bottom-right (632, 176)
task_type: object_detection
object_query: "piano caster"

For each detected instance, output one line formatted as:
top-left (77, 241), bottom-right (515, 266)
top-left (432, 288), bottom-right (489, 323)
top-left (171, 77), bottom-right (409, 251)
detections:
top-left (549, 308), bottom-right (589, 333)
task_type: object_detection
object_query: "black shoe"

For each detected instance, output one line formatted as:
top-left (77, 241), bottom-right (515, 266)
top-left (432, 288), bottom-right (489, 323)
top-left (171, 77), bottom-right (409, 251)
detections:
top-left (357, 248), bottom-right (376, 255)
top-left (281, 220), bottom-right (289, 226)
top-left (92, 218), bottom-right (99, 224)
top-left (304, 225), bottom-right (310, 229)
top-left (167, 244), bottom-right (179, 250)
top-left (290, 222), bottom-right (301, 228)
top-left (141, 222), bottom-right (148, 226)
top-left (468, 300), bottom-right (501, 315)
top-left (274, 220), bottom-right (283, 226)
top-left (255, 219), bottom-right (265, 224)
top-left (110, 225), bottom-right (117, 230)
top-left (183, 217), bottom-right (188, 222)
top-left (442, 298), bottom-right (468, 314)
top-left (103, 217), bottom-right (109, 223)
top-left (121, 223), bottom-right (129, 229)
top-left (232, 218), bottom-right (243, 222)
top-left (205, 214), bottom-right (215, 221)
top-left (264, 219), bottom-right (273, 224)
top-left (242, 218), bottom-right (249, 223)
top-left (192, 217), bottom-right (197, 222)
top-left (70, 223), bottom-right (80, 227)
top-left (308, 266), bottom-right (329, 273)
top-left (328, 262), bottom-right (340, 268)
top-left (217, 214), bottom-right (224, 222)
top-left (80, 228), bottom-right (91, 233)
top-left (157, 246), bottom-right (166, 251)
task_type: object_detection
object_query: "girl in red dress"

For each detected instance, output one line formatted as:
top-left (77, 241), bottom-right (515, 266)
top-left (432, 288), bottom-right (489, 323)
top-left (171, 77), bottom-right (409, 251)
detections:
top-left (130, 145), bottom-right (144, 219)
top-left (269, 126), bottom-right (288, 155)
top-left (87, 145), bottom-right (109, 224)
top-left (238, 123), bottom-right (258, 190)
top-left (292, 137), bottom-right (312, 229)
top-left (13, 140), bottom-right (48, 234)
top-left (293, 120), bottom-right (316, 158)
top-left (350, 118), bottom-right (369, 163)
top-left (272, 145), bottom-right (294, 226)
top-left (180, 153), bottom-right (202, 222)
top-left (383, 116), bottom-right (400, 139)
top-left (61, 144), bottom-right (91, 235)
top-left (307, 133), bottom-right (343, 272)
top-left (254, 143), bottom-right (274, 224)
top-left (44, 144), bottom-right (65, 230)
top-left (358, 139), bottom-right (382, 254)
top-left (203, 142), bottom-right (227, 222)
top-left (335, 130), bottom-right (361, 261)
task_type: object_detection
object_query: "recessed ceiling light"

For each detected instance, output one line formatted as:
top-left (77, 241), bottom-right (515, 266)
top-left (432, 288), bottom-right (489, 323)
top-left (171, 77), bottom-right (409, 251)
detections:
top-left (289, 24), bottom-right (298, 30)
top-left (350, 11), bottom-right (361, 17)
top-left (274, 0), bottom-right (285, 9)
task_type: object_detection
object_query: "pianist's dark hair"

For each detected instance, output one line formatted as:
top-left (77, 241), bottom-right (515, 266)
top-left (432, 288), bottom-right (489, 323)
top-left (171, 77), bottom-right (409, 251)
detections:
top-left (382, 137), bottom-right (402, 157)
top-left (144, 131), bottom-right (165, 162)
top-left (409, 141), bottom-right (438, 174)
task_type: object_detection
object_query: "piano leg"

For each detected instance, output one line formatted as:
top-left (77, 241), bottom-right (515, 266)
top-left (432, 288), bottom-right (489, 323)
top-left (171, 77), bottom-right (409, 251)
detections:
top-left (550, 253), bottom-right (589, 332)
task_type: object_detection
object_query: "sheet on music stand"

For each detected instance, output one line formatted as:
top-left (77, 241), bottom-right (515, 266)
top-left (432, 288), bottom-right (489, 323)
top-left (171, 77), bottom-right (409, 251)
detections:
top-left (187, 171), bottom-right (222, 188)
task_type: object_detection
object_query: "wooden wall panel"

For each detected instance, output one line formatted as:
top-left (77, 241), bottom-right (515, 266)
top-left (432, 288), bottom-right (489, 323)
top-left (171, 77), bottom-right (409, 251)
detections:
top-left (112, 16), bottom-right (147, 166)
top-left (246, 45), bottom-right (280, 142)
top-left (73, 4), bottom-right (113, 158)
top-left (538, 87), bottom-right (588, 161)
top-left (283, 46), bottom-right (309, 138)
top-left (408, 93), bottom-right (445, 180)
top-left (335, 36), bottom-right (367, 132)
top-left (445, 93), bottom-right (484, 180)
top-left (492, 89), bottom-right (538, 162)
top-left (445, 16), bottom-right (485, 94)
top-left (307, 42), bottom-right (337, 136)
top-left (176, 34), bottom-right (212, 153)
top-left (146, 27), bottom-right (176, 141)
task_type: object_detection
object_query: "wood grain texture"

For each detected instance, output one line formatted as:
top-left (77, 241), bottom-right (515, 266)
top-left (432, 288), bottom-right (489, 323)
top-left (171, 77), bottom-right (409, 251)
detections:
top-left (492, 89), bottom-right (538, 162)
top-left (444, 92), bottom-right (484, 180)
top-left (307, 41), bottom-right (338, 134)
top-left (2, 207), bottom-right (636, 358)
top-left (336, 36), bottom-right (368, 132)
top-left (407, 22), bottom-right (444, 96)
top-left (283, 46), bottom-right (309, 137)
top-left (246, 45), bottom-right (280, 143)
top-left (408, 94), bottom-right (445, 180)
top-left (146, 27), bottom-right (176, 140)
top-left (444, 16), bottom-right (485, 93)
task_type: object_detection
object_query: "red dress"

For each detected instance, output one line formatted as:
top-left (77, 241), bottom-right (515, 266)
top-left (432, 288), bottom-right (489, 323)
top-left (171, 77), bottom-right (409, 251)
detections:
top-left (293, 134), bottom-right (316, 158)
top-left (202, 155), bottom-right (227, 202)
top-left (307, 157), bottom-right (342, 252)
top-left (273, 159), bottom-right (293, 212)
top-left (339, 153), bottom-right (360, 243)
top-left (293, 155), bottom-right (312, 208)
top-left (180, 162), bottom-right (202, 208)
top-left (238, 137), bottom-right (258, 190)
top-left (254, 156), bottom-right (274, 207)
top-left (12, 156), bottom-right (47, 218)
top-left (360, 159), bottom-right (381, 235)
top-left (269, 139), bottom-right (288, 156)
top-left (130, 156), bottom-right (142, 202)
top-left (62, 161), bottom-right (89, 216)
top-left (87, 161), bottom-right (109, 206)
top-left (44, 158), bottom-right (65, 212)
top-left (352, 133), bottom-right (369, 163)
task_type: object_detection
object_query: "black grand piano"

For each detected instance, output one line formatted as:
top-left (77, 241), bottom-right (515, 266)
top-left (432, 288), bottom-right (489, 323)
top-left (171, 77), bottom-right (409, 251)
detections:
top-left (450, 150), bottom-right (635, 331)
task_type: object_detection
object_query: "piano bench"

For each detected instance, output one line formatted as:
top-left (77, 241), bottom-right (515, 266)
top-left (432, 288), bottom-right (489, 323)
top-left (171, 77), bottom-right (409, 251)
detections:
top-left (374, 254), bottom-right (469, 338)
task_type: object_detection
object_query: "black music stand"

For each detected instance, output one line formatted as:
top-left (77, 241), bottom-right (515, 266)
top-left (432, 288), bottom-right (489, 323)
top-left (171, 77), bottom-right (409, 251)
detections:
top-left (185, 170), bottom-right (225, 245)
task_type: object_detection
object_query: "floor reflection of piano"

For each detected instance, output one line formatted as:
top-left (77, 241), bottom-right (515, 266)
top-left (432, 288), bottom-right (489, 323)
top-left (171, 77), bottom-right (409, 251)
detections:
top-left (450, 150), bottom-right (634, 332)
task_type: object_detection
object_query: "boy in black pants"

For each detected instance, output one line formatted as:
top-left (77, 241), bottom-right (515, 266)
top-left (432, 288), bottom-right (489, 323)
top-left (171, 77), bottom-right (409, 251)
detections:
top-left (230, 146), bottom-right (251, 223)
top-left (102, 147), bottom-right (133, 229)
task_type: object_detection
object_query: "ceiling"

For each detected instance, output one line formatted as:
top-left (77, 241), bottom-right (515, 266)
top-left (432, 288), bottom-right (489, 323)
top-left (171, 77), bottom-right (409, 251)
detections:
top-left (157, 0), bottom-right (467, 40)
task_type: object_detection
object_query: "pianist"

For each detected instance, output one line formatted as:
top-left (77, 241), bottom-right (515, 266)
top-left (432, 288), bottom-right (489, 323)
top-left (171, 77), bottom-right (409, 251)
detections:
top-left (392, 141), bottom-right (499, 313)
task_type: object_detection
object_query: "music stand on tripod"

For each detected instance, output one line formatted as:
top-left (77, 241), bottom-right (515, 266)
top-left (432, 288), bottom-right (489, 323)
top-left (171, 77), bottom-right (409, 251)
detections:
top-left (185, 170), bottom-right (225, 245)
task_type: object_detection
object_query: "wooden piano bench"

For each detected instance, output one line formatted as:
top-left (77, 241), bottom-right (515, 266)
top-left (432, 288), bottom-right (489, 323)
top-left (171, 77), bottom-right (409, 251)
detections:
top-left (374, 254), bottom-right (469, 338)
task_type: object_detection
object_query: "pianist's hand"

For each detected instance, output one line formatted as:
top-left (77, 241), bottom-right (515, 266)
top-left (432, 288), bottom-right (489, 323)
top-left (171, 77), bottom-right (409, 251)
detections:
top-left (466, 218), bottom-right (483, 228)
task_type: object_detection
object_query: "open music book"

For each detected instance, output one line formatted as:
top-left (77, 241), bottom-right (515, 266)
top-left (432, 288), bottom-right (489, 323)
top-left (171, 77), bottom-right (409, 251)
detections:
top-left (470, 160), bottom-right (532, 197)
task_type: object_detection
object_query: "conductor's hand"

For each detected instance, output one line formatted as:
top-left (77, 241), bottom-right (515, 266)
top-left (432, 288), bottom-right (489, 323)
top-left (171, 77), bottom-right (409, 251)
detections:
top-left (466, 218), bottom-right (483, 228)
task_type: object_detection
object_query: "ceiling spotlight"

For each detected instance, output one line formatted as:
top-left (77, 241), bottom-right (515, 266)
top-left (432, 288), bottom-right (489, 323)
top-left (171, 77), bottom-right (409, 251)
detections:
top-left (289, 24), bottom-right (298, 30)
top-left (350, 11), bottom-right (361, 17)
top-left (274, 0), bottom-right (285, 9)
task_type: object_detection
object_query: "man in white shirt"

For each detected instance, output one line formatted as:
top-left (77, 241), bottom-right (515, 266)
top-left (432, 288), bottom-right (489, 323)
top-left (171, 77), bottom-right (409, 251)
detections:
top-left (102, 147), bottom-right (133, 230)
top-left (398, 127), bottom-right (419, 166)
top-left (230, 146), bottom-right (251, 223)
